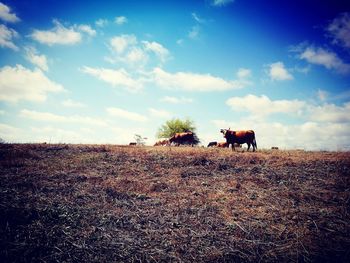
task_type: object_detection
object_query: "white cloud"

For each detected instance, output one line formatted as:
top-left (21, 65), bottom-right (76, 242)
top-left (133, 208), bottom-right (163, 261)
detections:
top-left (20, 109), bottom-right (107, 126)
top-left (237, 68), bottom-right (251, 79)
top-left (0, 123), bottom-right (22, 142)
top-left (298, 46), bottom-right (350, 74)
top-left (160, 96), bottom-right (193, 104)
top-left (308, 102), bottom-right (350, 123)
top-left (115, 16), bottom-right (128, 25)
top-left (188, 25), bottom-right (200, 39)
top-left (143, 41), bottom-right (170, 63)
top-left (77, 24), bottom-right (96, 36)
top-left (81, 66), bottom-right (142, 92)
top-left (106, 107), bottom-right (148, 122)
top-left (226, 94), bottom-right (305, 117)
top-left (31, 20), bottom-right (82, 46)
top-left (0, 24), bottom-right (19, 50)
top-left (25, 47), bottom-right (48, 71)
top-left (95, 18), bottom-right (108, 27)
top-left (125, 47), bottom-right (148, 65)
top-left (326, 12), bottom-right (350, 49)
top-left (62, 99), bottom-right (86, 108)
top-left (192, 13), bottom-right (205, 24)
top-left (148, 108), bottom-right (171, 118)
top-left (110, 34), bottom-right (137, 54)
top-left (211, 0), bottom-right (235, 7)
top-left (152, 67), bottom-right (250, 92)
top-left (0, 64), bottom-right (65, 103)
top-left (268, 62), bottom-right (293, 81)
top-left (0, 2), bottom-right (20, 23)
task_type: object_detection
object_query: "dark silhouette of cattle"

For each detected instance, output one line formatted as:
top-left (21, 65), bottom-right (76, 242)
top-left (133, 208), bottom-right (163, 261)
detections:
top-left (271, 147), bottom-right (279, 150)
top-left (217, 142), bottom-right (228, 148)
top-left (207, 141), bottom-right (217, 147)
top-left (169, 132), bottom-right (199, 146)
top-left (154, 139), bottom-right (169, 146)
top-left (129, 142), bottom-right (137, 146)
top-left (220, 129), bottom-right (257, 152)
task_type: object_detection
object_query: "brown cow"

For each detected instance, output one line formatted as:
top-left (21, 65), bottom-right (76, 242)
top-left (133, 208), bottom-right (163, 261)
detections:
top-left (154, 139), bottom-right (169, 146)
top-left (169, 132), bottom-right (199, 146)
top-left (217, 142), bottom-right (228, 148)
top-left (220, 129), bottom-right (257, 152)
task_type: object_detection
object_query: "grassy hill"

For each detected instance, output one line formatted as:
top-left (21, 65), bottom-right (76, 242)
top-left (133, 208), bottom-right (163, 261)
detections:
top-left (1, 144), bottom-right (349, 262)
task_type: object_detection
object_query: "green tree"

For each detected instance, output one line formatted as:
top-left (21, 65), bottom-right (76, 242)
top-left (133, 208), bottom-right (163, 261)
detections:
top-left (156, 118), bottom-right (197, 139)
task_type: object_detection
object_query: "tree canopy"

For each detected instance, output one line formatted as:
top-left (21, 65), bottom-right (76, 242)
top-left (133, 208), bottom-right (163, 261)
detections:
top-left (156, 118), bottom-right (197, 139)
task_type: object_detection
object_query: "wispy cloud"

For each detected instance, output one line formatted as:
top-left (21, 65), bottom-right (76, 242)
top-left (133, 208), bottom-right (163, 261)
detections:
top-left (62, 99), bottom-right (86, 108)
top-left (211, 0), bottom-right (235, 7)
top-left (291, 44), bottom-right (350, 74)
top-left (326, 12), bottom-right (350, 49)
top-left (142, 41), bottom-right (170, 63)
top-left (0, 65), bottom-right (65, 103)
top-left (148, 108), bottom-right (171, 118)
top-left (0, 24), bottom-right (19, 50)
top-left (226, 94), bottom-right (305, 117)
top-left (160, 96), bottom-right (193, 104)
top-left (95, 18), bottom-right (108, 27)
top-left (106, 107), bottom-right (148, 122)
top-left (20, 109), bottom-right (107, 126)
top-left (80, 66), bottom-right (143, 93)
top-left (188, 25), bottom-right (200, 39)
top-left (192, 12), bottom-right (206, 24)
top-left (152, 67), bottom-right (251, 92)
top-left (0, 2), bottom-right (20, 23)
top-left (77, 24), bottom-right (96, 36)
top-left (268, 62), bottom-right (293, 81)
top-left (25, 47), bottom-right (49, 71)
top-left (115, 16), bottom-right (128, 25)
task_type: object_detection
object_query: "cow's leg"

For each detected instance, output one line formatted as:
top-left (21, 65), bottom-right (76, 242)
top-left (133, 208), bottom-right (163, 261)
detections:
top-left (247, 142), bottom-right (251, 151)
top-left (232, 143), bottom-right (235, 151)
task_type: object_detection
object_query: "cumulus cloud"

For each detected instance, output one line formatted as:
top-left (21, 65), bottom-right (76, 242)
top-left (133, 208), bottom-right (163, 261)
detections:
top-left (80, 66), bottom-right (142, 92)
top-left (211, 0), bottom-right (235, 7)
top-left (95, 18), bottom-right (108, 27)
top-left (295, 45), bottom-right (350, 74)
top-left (77, 24), bottom-right (96, 36)
top-left (106, 107), bottom-right (148, 122)
top-left (0, 24), bottom-right (19, 50)
top-left (326, 12), bottom-right (350, 49)
top-left (31, 20), bottom-right (82, 46)
top-left (25, 47), bottom-right (48, 71)
top-left (62, 99), bottom-right (86, 108)
top-left (268, 62), bottom-right (293, 81)
top-left (148, 108), bottom-right (171, 118)
top-left (0, 2), bottom-right (20, 23)
top-left (115, 16), bottom-right (128, 25)
top-left (142, 41), bottom-right (170, 63)
top-left (20, 109), bottom-right (107, 126)
top-left (152, 67), bottom-right (250, 92)
top-left (0, 64), bottom-right (65, 103)
top-left (237, 68), bottom-right (252, 79)
top-left (110, 34), bottom-right (137, 54)
top-left (226, 94), bottom-right (305, 117)
top-left (308, 102), bottom-right (350, 123)
top-left (160, 96), bottom-right (193, 104)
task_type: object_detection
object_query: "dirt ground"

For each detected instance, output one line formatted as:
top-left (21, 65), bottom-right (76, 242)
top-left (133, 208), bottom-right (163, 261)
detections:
top-left (0, 144), bottom-right (349, 262)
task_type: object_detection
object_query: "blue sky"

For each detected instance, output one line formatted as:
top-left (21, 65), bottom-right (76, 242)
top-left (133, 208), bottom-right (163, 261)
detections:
top-left (1, 0), bottom-right (350, 150)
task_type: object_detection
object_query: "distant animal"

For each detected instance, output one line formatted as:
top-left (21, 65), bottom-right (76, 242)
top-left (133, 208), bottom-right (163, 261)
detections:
top-left (217, 142), bottom-right (228, 148)
top-left (220, 129), bottom-right (257, 152)
top-left (154, 139), bottom-right (169, 146)
top-left (169, 132), bottom-right (199, 146)
top-left (271, 147), bottom-right (279, 150)
top-left (207, 141), bottom-right (217, 147)
top-left (129, 142), bottom-right (137, 146)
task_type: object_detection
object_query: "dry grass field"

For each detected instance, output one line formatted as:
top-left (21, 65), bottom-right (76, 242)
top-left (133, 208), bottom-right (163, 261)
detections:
top-left (0, 144), bottom-right (349, 262)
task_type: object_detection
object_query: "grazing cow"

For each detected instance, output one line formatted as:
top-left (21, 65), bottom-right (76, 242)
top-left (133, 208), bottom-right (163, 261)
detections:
top-left (207, 141), bottom-right (217, 147)
top-left (220, 129), bottom-right (257, 152)
top-left (129, 142), bottom-right (137, 146)
top-left (217, 142), bottom-right (228, 148)
top-left (271, 147), bottom-right (279, 150)
top-left (154, 139), bottom-right (169, 146)
top-left (169, 132), bottom-right (199, 146)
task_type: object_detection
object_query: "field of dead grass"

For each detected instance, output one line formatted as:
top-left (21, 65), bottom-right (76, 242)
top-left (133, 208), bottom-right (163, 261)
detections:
top-left (0, 143), bottom-right (349, 262)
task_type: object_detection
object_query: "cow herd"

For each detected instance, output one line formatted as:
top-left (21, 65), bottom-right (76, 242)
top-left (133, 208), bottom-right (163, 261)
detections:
top-left (153, 128), bottom-right (258, 152)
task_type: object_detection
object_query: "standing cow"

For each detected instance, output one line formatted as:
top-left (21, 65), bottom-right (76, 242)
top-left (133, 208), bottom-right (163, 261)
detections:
top-left (220, 129), bottom-right (257, 152)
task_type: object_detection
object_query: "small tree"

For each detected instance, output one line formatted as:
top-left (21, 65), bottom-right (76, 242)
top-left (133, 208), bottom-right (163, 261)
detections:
top-left (156, 118), bottom-right (197, 139)
top-left (134, 134), bottom-right (147, 146)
